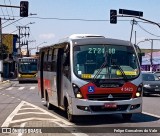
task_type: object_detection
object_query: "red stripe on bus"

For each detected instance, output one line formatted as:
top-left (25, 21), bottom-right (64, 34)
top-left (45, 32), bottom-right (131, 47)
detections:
top-left (80, 82), bottom-right (137, 99)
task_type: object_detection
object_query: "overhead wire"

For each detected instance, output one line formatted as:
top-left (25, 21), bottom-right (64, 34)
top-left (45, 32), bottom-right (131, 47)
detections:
top-left (4, 0), bottom-right (10, 19)
top-left (137, 23), bottom-right (160, 37)
top-left (8, 0), bottom-right (14, 19)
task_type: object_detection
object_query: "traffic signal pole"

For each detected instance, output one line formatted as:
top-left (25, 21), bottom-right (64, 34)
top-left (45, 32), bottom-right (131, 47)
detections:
top-left (0, 1), bottom-right (29, 81)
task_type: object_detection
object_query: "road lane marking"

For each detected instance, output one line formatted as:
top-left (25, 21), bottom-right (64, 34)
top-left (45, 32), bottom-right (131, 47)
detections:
top-left (5, 87), bottom-right (13, 90)
top-left (142, 111), bottom-right (160, 119)
top-left (2, 101), bottom-right (72, 127)
top-left (18, 87), bottom-right (25, 90)
top-left (9, 118), bottom-right (60, 124)
top-left (22, 101), bottom-right (73, 126)
top-left (16, 112), bottom-right (48, 115)
top-left (19, 107), bottom-right (36, 110)
top-left (1, 101), bottom-right (25, 127)
top-left (1, 100), bottom-right (88, 136)
top-left (30, 87), bottom-right (35, 90)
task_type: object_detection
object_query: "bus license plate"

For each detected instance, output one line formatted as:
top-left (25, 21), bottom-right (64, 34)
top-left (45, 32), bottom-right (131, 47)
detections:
top-left (104, 103), bottom-right (117, 108)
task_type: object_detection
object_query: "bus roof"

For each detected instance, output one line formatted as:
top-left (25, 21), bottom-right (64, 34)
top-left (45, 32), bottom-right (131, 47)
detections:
top-left (60, 34), bottom-right (131, 45)
top-left (40, 34), bottom-right (132, 50)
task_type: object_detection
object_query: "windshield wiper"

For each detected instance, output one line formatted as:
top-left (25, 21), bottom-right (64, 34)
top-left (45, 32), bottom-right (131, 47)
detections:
top-left (111, 65), bottom-right (128, 80)
top-left (92, 61), bottom-right (108, 82)
top-left (92, 48), bottom-right (108, 83)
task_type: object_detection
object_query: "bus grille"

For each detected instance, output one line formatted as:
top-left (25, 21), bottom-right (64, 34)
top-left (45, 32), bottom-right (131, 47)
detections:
top-left (90, 105), bottom-right (129, 112)
top-left (87, 93), bottom-right (132, 101)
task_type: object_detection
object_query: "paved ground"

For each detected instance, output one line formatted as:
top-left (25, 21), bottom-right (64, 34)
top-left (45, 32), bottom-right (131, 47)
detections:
top-left (0, 81), bottom-right (83, 136)
top-left (0, 80), bottom-right (12, 90)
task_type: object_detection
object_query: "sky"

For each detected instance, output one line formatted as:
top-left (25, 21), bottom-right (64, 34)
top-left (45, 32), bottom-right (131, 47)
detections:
top-left (1, 0), bottom-right (160, 54)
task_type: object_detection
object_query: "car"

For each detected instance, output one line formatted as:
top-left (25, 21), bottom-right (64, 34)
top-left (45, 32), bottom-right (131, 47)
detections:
top-left (142, 72), bottom-right (160, 96)
top-left (154, 71), bottom-right (160, 79)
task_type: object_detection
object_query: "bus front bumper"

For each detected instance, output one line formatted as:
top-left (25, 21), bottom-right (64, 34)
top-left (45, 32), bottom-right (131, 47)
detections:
top-left (69, 97), bottom-right (142, 115)
top-left (18, 77), bottom-right (38, 82)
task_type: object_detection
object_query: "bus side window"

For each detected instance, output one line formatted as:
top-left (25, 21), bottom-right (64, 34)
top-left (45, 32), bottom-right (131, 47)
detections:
top-left (63, 48), bottom-right (70, 79)
top-left (47, 49), bottom-right (52, 71)
top-left (43, 50), bottom-right (48, 71)
top-left (52, 49), bottom-right (58, 72)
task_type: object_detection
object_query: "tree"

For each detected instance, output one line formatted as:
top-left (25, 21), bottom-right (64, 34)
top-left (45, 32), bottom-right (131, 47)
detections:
top-left (0, 44), bottom-right (9, 60)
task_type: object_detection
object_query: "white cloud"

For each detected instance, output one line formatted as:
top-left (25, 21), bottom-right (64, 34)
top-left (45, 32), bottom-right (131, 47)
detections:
top-left (39, 33), bottom-right (55, 40)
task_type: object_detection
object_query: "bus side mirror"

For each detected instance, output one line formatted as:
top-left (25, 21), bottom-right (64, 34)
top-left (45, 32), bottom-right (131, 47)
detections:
top-left (134, 44), bottom-right (145, 65)
top-left (138, 52), bottom-right (145, 65)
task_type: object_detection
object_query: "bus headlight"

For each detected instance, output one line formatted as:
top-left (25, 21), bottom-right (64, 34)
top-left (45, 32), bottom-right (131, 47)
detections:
top-left (136, 92), bottom-right (141, 97)
top-left (18, 74), bottom-right (21, 77)
top-left (136, 83), bottom-right (143, 97)
top-left (72, 83), bottom-right (83, 99)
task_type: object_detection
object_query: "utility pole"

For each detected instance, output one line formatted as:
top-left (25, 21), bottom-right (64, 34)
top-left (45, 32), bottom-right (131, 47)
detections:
top-left (18, 26), bottom-right (30, 57)
top-left (0, 1), bottom-right (29, 81)
top-left (145, 39), bottom-right (160, 72)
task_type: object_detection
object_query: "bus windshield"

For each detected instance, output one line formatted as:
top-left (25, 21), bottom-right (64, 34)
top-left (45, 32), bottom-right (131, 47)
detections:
top-left (19, 62), bottom-right (37, 74)
top-left (73, 44), bottom-right (140, 80)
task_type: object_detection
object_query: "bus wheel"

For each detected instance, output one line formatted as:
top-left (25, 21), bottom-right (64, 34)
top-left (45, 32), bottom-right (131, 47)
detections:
top-left (122, 113), bottom-right (132, 121)
top-left (46, 93), bottom-right (52, 110)
top-left (65, 101), bottom-right (74, 122)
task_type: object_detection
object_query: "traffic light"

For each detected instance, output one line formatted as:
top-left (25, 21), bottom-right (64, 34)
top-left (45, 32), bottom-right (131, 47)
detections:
top-left (20, 1), bottom-right (29, 17)
top-left (110, 10), bottom-right (117, 24)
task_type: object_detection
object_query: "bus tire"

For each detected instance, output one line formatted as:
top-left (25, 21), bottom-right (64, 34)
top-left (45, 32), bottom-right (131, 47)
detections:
top-left (65, 100), bottom-right (75, 122)
top-left (46, 92), bottom-right (52, 110)
top-left (122, 113), bottom-right (132, 121)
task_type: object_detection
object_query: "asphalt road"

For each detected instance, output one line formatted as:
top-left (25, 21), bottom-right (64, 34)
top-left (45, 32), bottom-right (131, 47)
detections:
top-left (0, 80), bottom-right (160, 136)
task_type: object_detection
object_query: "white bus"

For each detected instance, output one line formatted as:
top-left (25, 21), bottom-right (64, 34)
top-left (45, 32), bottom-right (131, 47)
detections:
top-left (38, 34), bottom-right (143, 122)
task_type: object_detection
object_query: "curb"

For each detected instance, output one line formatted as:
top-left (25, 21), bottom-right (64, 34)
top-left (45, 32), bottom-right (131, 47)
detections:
top-left (0, 80), bottom-right (11, 85)
top-left (0, 80), bottom-right (12, 90)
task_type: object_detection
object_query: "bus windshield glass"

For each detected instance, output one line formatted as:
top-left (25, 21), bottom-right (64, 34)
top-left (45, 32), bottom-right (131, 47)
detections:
top-left (73, 44), bottom-right (140, 80)
top-left (18, 59), bottom-right (37, 74)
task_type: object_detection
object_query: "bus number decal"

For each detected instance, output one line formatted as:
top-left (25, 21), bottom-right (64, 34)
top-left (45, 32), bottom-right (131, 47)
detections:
top-left (121, 87), bottom-right (133, 92)
top-left (88, 48), bottom-right (92, 54)
top-left (88, 48), bottom-right (105, 54)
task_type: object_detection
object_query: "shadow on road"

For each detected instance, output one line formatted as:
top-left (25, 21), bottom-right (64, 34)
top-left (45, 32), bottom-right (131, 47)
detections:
top-left (48, 105), bottom-right (159, 126)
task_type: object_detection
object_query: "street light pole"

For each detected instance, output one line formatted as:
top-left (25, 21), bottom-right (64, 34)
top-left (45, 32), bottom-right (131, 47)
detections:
top-left (36, 42), bottom-right (47, 52)
top-left (136, 40), bottom-right (147, 46)
top-left (145, 39), bottom-right (160, 72)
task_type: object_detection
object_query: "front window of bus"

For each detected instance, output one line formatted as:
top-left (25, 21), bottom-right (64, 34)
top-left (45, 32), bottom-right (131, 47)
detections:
top-left (19, 62), bottom-right (37, 74)
top-left (73, 44), bottom-right (140, 80)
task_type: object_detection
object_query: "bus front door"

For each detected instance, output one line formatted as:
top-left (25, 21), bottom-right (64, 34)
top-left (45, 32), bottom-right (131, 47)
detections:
top-left (56, 48), bottom-right (64, 106)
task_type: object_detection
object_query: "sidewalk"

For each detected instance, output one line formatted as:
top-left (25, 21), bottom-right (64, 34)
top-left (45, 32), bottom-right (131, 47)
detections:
top-left (0, 80), bottom-right (12, 89)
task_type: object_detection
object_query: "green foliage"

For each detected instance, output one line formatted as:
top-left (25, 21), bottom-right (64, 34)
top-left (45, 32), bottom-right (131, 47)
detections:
top-left (0, 44), bottom-right (9, 60)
